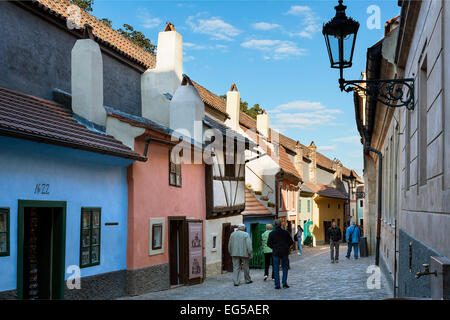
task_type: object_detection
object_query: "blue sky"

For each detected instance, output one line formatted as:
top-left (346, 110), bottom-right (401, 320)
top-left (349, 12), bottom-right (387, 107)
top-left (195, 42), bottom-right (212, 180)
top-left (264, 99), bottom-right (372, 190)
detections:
top-left (91, 0), bottom-right (401, 175)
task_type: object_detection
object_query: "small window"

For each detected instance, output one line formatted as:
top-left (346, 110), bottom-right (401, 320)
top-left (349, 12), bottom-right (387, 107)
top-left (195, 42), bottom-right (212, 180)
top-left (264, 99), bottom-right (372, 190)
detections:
top-left (212, 235), bottom-right (217, 250)
top-left (292, 189), bottom-right (295, 209)
top-left (0, 208), bottom-right (10, 257)
top-left (298, 199), bottom-right (301, 213)
top-left (169, 149), bottom-right (182, 187)
top-left (80, 208), bottom-right (101, 268)
top-left (307, 200), bottom-right (311, 213)
top-left (224, 146), bottom-right (237, 178)
top-left (360, 200), bottom-right (363, 207)
top-left (279, 186), bottom-right (283, 209)
top-left (338, 204), bottom-right (341, 209)
top-left (152, 223), bottom-right (163, 250)
top-left (328, 203), bottom-right (330, 208)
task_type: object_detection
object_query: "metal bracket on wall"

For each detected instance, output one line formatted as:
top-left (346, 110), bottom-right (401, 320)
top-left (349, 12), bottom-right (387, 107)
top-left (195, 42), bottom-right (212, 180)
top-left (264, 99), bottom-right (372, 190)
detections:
top-left (340, 78), bottom-right (415, 110)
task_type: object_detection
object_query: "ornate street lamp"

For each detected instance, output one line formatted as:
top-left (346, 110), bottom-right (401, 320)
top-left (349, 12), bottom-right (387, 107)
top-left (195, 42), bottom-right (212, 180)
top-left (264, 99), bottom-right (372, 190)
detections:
top-left (323, 0), bottom-right (415, 110)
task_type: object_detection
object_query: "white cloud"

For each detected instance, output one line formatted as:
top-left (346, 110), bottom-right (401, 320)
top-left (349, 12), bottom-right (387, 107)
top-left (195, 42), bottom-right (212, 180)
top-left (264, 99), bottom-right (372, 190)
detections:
top-left (332, 135), bottom-right (361, 144)
top-left (138, 8), bottom-right (162, 29)
top-left (285, 5), bottom-right (321, 39)
top-left (241, 39), bottom-right (307, 60)
top-left (251, 22), bottom-right (281, 31)
top-left (268, 100), bottom-right (343, 129)
top-left (184, 42), bottom-right (228, 51)
top-left (186, 13), bottom-right (241, 41)
top-left (318, 145), bottom-right (337, 151)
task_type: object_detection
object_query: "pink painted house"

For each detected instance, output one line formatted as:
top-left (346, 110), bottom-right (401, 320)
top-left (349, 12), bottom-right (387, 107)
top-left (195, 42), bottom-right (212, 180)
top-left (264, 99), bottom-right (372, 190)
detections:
top-left (107, 111), bottom-right (206, 295)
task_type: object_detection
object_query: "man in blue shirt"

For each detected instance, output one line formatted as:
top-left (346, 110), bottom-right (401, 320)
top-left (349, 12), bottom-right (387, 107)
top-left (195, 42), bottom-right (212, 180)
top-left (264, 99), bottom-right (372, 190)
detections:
top-left (345, 221), bottom-right (361, 259)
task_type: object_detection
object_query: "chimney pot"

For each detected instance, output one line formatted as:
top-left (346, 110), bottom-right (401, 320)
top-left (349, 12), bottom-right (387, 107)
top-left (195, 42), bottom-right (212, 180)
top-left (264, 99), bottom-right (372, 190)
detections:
top-left (225, 83), bottom-right (240, 130)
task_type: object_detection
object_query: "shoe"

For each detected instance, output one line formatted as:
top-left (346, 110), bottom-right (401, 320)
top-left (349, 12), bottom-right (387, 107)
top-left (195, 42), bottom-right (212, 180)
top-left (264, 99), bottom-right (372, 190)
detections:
top-left (335, 260), bottom-right (339, 263)
top-left (283, 284), bottom-right (290, 288)
top-left (354, 257), bottom-right (358, 260)
top-left (275, 286), bottom-right (281, 289)
top-left (271, 278), bottom-right (275, 281)
top-left (331, 260), bottom-right (334, 263)
top-left (234, 284), bottom-right (239, 286)
top-left (345, 256), bottom-right (350, 259)
top-left (246, 280), bottom-right (253, 284)
top-left (297, 253), bottom-right (301, 255)
top-left (264, 275), bottom-right (268, 281)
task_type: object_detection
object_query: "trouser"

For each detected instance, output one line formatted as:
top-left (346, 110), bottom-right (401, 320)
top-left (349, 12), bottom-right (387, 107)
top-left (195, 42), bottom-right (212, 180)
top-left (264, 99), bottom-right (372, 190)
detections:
top-left (330, 240), bottom-right (339, 261)
top-left (264, 253), bottom-right (274, 278)
top-left (297, 240), bottom-right (302, 255)
top-left (346, 242), bottom-right (359, 258)
top-left (232, 257), bottom-right (251, 285)
top-left (272, 255), bottom-right (289, 287)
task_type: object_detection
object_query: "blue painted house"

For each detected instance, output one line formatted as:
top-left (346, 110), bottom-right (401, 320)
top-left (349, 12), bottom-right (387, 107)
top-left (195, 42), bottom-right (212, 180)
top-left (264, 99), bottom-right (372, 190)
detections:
top-left (0, 0), bottom-right (154, 299)
top-left (0, 87), bottom-right (145, 299)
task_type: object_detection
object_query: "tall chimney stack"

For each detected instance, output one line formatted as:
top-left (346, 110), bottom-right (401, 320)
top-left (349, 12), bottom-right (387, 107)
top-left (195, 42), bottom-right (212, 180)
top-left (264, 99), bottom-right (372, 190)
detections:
top-left (256, 109), bottom-right (269, 137)
top-left (142, 22), bottom-right (183, 126)
top-left (308, 141), bottom-right (317, 184)
top-left (71, 25), bottom-right (106, 126)
top-left (225, 83), bottom-right (240, 130)
top-left (294, 141), bottom-right (303, 177)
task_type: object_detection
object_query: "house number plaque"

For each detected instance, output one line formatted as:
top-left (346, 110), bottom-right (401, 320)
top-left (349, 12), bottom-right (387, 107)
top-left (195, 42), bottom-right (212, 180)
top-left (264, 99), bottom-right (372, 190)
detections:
top-left (34, 184), bottom-right (50, 195)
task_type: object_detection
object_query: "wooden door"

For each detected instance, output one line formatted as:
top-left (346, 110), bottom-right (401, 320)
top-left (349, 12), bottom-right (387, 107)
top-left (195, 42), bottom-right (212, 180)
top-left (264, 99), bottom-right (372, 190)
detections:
top-left (169, 218), bottom-right (186, 286)
top-left (323, 221), bottom-right (332, 244)
top-left (222, 223), bottom-right (233, 272)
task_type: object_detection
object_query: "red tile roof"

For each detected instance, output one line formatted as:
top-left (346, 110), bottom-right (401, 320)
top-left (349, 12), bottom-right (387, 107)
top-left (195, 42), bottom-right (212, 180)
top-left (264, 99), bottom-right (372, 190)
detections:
top-left (0, 86), bottom-right (145, 161)
top-left (241, 188), bottom-right (273, 216)
top-left (27, 0), bottom-right (155, 69)
top-left (191, 80), bottom-right (229, 118)
top-left (303, 182), bottom-right (348, 200)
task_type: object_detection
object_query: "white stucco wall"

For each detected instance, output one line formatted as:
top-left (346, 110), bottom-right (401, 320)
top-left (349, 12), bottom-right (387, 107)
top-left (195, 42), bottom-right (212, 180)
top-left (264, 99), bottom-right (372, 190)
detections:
top-left (205, 215), bottom-right (243, 276)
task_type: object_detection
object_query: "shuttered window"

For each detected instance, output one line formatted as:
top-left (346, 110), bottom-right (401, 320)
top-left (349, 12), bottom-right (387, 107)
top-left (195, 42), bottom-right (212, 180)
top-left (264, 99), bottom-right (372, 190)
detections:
top-left (80, 208), bottom-right (101, 268)
top-left (0, 208), bottom-right (9, 257)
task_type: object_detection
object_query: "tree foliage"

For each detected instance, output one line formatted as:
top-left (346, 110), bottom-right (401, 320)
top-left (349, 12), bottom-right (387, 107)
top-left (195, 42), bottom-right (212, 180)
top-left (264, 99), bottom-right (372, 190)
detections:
top-left (100, 18), bottom-right (112, 27)
top-left (71, 0), bottom-right (94, 12)
top-left (70, 1), bottom-right (156, 55)
top-left (117, 24), bottom-right (156, 55)
top-left (220, 95), bottom-right (262, 120)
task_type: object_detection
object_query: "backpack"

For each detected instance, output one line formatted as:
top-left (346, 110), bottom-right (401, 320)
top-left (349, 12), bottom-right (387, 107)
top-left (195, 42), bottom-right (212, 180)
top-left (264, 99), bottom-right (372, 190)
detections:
top-left (348, 226), bottom-right (357, 243)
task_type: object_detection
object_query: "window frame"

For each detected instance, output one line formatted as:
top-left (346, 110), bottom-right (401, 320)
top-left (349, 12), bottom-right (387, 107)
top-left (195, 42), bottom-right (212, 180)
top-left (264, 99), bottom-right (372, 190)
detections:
top-left (80, 207), bottom-right (101, 268)
top-left (169, 149), bottom-right (182, 187)
top-left (0, 208), bottom-right (10, 257)
top-left (151, 223), bottom-right (163, 250)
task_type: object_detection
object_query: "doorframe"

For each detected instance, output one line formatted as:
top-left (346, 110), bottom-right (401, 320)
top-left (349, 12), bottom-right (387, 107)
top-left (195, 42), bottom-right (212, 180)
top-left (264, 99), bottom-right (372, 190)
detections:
top-left (17, 200), bottom-right (67, 300)
top-left (168, 216), bottom-right (186, 286)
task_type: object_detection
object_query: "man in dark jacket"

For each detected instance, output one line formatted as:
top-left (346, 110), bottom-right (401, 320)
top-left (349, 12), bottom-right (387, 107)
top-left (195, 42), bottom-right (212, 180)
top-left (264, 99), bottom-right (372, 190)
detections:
top-left (267, 219), bottom-right (294, 289)
top-left (328, 221), bottom-right (342, 263)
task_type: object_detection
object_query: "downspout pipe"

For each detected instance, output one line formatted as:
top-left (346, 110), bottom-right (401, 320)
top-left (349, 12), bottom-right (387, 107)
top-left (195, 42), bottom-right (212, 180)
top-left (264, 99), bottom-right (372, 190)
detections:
top-left (366, 144), bottom-right (382, 266)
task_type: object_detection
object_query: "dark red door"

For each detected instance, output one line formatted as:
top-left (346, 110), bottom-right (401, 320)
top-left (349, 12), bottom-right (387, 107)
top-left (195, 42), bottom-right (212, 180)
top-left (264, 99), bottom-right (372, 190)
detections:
top-left (222, 223), bottom-right (233, 272)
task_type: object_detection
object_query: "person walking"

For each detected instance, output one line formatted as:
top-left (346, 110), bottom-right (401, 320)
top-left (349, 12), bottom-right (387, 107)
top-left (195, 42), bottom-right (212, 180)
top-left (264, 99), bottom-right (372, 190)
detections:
top-left (345, 221), bottom-right (361, 259)
top-left (228, 224), bottom-right (253, 286)
top-left (267, 219), bottom-right (293, 289)
top-left (328, 221), bottom-right (342, 263)
top-left (261, 224), bottom-right (274, 281)
top-left (294, 225), bottom-right (304, 256)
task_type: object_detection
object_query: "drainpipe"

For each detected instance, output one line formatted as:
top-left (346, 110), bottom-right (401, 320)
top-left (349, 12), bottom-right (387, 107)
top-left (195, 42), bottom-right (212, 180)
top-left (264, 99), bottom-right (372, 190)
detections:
top-left (361, 125), bottom-right (383, 266)
top-left (367, 145), bottom-right (382, 266)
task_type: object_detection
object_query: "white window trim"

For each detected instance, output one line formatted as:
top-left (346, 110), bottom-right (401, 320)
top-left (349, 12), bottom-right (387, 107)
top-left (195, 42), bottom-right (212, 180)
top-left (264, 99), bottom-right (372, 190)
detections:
top-left (149, 218), bottom-right (165, 256)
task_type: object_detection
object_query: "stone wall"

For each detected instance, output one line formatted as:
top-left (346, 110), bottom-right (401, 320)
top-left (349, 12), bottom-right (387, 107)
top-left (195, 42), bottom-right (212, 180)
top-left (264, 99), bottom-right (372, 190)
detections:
top-left (126, 263), bottom-right (170, 296)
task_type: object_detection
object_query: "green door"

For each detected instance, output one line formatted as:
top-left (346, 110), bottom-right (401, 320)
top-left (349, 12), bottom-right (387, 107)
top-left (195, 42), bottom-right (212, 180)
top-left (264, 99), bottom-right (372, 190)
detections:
top-left (249, 223), bottom-right (267, 269)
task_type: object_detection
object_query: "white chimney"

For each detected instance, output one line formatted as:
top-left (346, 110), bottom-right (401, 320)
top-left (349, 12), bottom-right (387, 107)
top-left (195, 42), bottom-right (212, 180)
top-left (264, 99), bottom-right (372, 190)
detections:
top-left (170, 75), bottom-right (204, 145)
top-left (71, 27), bottom-right (106, 127)
top-left (256, 110), bottom-right (269, 137)
top-left (225, 84), bottom-right (240, 130)
top-left (142, 23), bottom-right (183, 126)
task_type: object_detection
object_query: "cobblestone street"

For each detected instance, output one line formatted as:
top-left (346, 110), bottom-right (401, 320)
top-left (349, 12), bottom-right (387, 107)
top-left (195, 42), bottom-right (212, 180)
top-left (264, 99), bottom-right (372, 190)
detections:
top-left (120, 245), bottom-right (393, 300)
